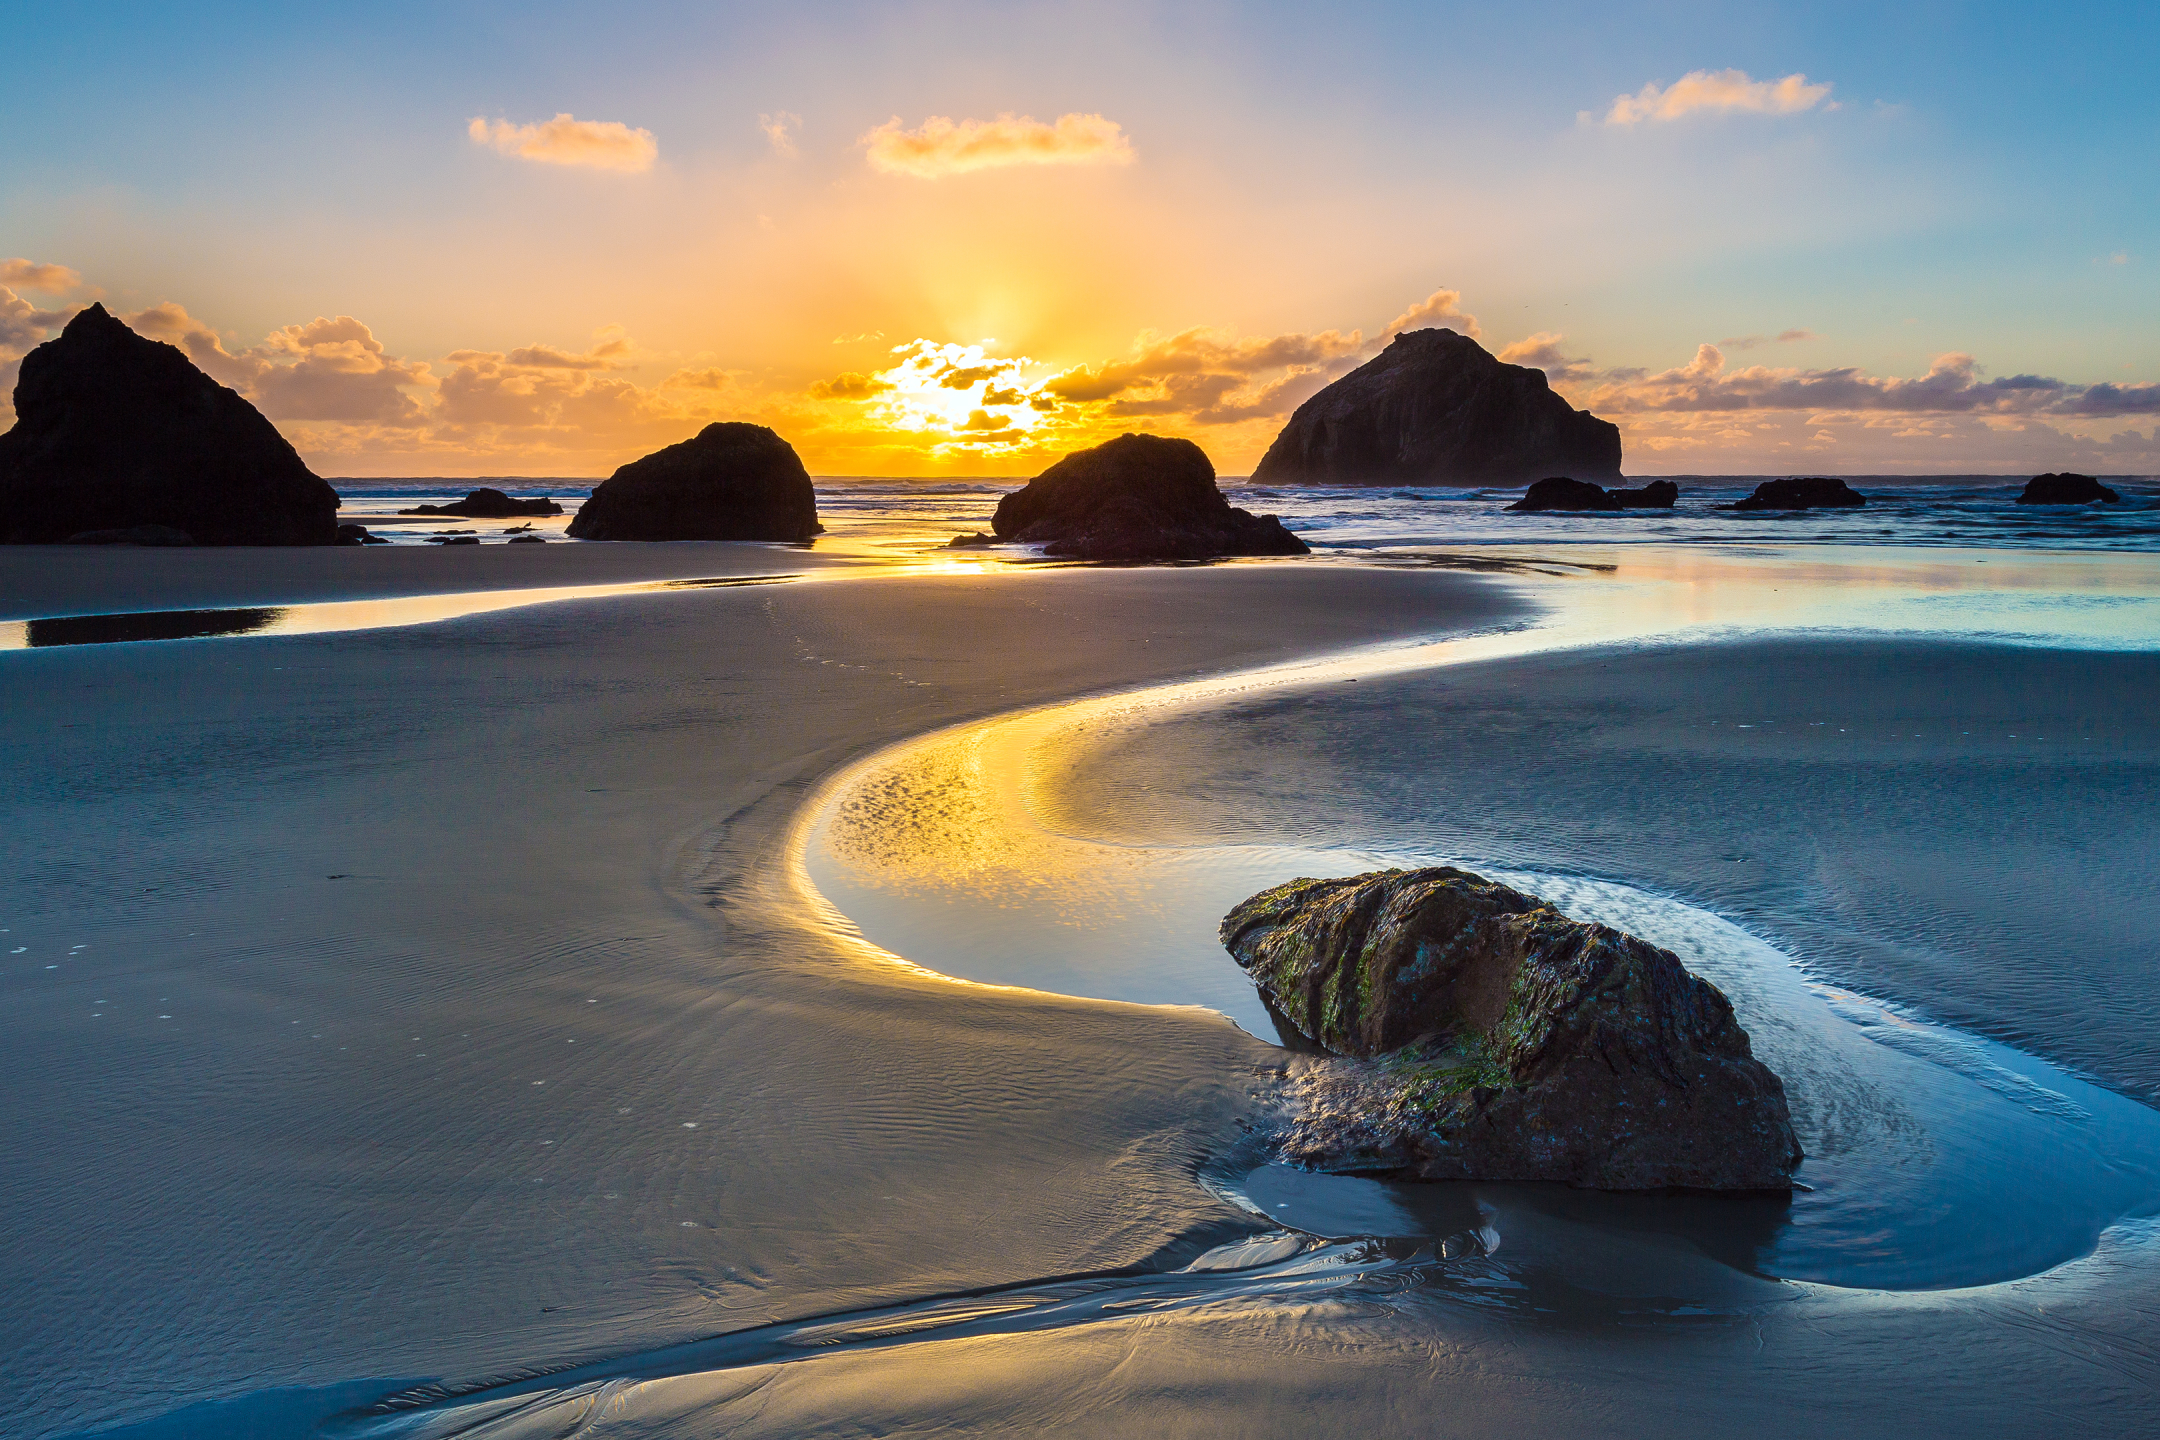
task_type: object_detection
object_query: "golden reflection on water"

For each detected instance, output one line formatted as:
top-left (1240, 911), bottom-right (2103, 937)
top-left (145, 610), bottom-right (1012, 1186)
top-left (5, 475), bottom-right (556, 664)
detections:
top-left (804, 543), bottom-right (2160, 975)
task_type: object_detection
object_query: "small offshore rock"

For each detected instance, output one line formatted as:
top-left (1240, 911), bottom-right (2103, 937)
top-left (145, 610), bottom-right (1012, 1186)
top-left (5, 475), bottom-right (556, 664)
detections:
top-left (947, 531), bottom-right (999, 548)
top-left (2017, 472), bottom-right (2121, 505)
top-left (992, 433), bottom-right (1307, 561)
top-left (1220, 867), bottom-right (1802, 1190)
top-left (1507, 477), bottom-right (1621, 512)
top-left (0, 304), bottom-right (339, 545)
top-left (64, 524), bottom-right (196, 546)
top-left (568, 423), bottom-right (821, 542)
top-left (507, 534), bottom-right (547, 544)
top-left (399, 487), bottom-right (564, 518)
top-left (1611, 479), bottom-right (1679, 509)
top-left (335, 523), bottom-right (371, 546)
top-left (1728, 476), bottom-right (1866, 511)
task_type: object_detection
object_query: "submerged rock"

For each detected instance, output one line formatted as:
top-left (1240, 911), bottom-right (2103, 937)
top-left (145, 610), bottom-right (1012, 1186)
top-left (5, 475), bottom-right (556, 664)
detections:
top-left (991, 433), bottom-right (1307, 561)
top-left (1251, 329), bottom-right (1623, 486)
top-left (1220, 867), bottom-right (1802, 1190)
top-left (2018, 472), bottom-right (2121, 505)
top-left (398, 487), bottom-right (563, 518)
top-left (1611, 479), bottom-right (1679, 509)
top-left (1507, 477), bottom-right (1622, 512)
top-left (0, 304), bottom-right (339, 545)
top-left (567, 423), bottom-right (821, 542)
top-left (1728, 476), bottom-right (1866, 511)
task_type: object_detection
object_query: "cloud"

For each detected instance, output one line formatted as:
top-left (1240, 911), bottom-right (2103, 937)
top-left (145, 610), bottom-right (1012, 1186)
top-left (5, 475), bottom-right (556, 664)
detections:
top-left (1497, 331), bottom-right (1594, 385)
top-left (0, 288), bottom-right (72, 353)
top-left (662, 367), bottom-right (731, 390)
top-left (502, 328), bottom-right (632, 370)
top-left (0, 259), bottom-right (80, 293)
top-left (758, 111), bottom-right (800, 159)
top-left (1717, 328), bottom-right (1819, 350)
top-left (862, 112), bottom-right (1134, 178)
top-left (1574, 341), bottom-right (2160, 418)
top-left (468, 114), bottom-right (658, 172)
top-left (1601, 69), bottom-right (1832, 126)
top-left (127, 304), bottom-right (433, 425)
top-left (959, 408), bottom-right (1010, 431)
top-left (1386, 288), bottom-right (1480, 340)
top-left (1045, 325), bottom-right (1363, 404)
top-left (810, 371), bottom-right (895, 401)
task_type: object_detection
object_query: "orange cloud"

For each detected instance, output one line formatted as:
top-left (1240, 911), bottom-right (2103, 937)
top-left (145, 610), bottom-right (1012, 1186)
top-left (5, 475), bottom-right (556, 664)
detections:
top-left (758, 111), bottom-right (800, 159)
top-left (809, 371), bottom-right (894, 400)
top-left (1386, 287), bottom-right (1479, 340)
top-left (468, 114), bottom-right (658, 172)
top-left (0, 288), bottom-right (71, 353)
top-left (0, 259), bottom-right (80, 293)
top-left (128, 303), bottom-right (431, 425)
top-left (1601, 70), bottom-right (1833, 126)
top-left (862, 112), bottom-right (1134, 178)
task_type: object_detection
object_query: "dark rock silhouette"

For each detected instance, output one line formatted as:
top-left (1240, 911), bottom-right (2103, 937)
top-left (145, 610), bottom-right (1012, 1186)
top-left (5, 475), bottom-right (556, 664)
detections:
top-left (1221, 867), bottom-right (1802, 1190)
top-left (1728, 476), bottom-right (1867, 511)
top-left (1507, 477), bottom-right (1622, 512)
top-left (65, 524), bottom-right (196, 546)
top-left (0, 304), bottom-right (339, 545)
top-left (2018, 473), bottom-right (2121, 505)
top-left (1507, 477), bottom-right (1678, 513)
top-left (398, 487), bottom-right (563, 518)
top-left (991, 433), bottom-right (1307, 561)
top-left (1612, 479), bottom-right (1679, 508)
top-left (947, 531), bottom-right (998, 548)
top-left (1251, 329), bottom-right (1623, 486)
top-left (567, 423), bottom-right (821, 542)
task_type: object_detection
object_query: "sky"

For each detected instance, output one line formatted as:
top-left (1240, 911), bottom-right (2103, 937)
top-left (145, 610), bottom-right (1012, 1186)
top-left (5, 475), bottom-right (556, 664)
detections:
top-left (2, 0), bottom-right (2156, 477)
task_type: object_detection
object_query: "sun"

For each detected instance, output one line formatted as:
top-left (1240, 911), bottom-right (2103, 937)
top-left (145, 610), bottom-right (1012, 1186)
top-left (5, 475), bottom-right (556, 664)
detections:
top-left (864, 340), bottom-right (1063, 451)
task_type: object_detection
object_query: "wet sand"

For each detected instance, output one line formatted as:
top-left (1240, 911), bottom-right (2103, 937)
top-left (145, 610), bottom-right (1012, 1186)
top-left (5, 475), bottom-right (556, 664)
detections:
top-left (0, 556), bottom-right (1519, 1438)
top-left (7, 545), bottom-right (2160, 1437)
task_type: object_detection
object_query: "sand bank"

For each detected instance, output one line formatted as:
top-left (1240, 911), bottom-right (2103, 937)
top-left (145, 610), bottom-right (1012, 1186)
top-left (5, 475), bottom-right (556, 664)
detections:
top-left (0, 558), bottom-right (1518, 1438)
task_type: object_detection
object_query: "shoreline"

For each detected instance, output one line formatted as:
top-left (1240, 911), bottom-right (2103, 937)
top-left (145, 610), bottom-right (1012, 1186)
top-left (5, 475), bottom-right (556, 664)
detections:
top-left (8, 545), bottom-right (2160, 1436)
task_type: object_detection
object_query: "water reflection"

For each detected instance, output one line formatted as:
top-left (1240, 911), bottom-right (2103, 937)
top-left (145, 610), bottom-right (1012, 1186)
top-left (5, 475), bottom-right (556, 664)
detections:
top-left (0, 573), bottom-right (802, 651)
top-left (21, 606), bottom-right (283, 647)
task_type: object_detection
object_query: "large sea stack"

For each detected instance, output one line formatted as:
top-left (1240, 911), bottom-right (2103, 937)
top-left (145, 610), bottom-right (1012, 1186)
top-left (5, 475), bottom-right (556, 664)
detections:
top-left (0, 304), bottom-right (339, 545)
top-left (568, 423), bottom-right (821, 542)
top-left (1251, 329), bottom-right (1623, 487)
top-left (1221, 867), bottom-right (1802, 1190)
top-left (992, 433), bottom-right (1307, 560)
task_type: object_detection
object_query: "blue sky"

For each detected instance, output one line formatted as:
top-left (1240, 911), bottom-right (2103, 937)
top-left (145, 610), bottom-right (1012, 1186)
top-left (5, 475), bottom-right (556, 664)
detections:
top-left (2, 0), bottom-right (2154, 473)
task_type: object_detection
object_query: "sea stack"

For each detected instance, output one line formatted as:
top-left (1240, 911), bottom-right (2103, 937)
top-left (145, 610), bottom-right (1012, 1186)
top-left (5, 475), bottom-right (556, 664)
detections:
top-left (2017, 473), bottom-right (2121, 505)
top-left (1221, 867), bottom-right (1802, 1190)
top-left (992, 433), bottom-right (1308, 560)
top-left (1728, 477), bottom-right (1867, 511)
top-left (1251, 329), bottom-right (1623, 487)
top-left (568, 423), bottom-right (821, 542)
top-left (399, 488), bottom-right (564, 519)
top-left (0, 304), bottom-right (340, 545)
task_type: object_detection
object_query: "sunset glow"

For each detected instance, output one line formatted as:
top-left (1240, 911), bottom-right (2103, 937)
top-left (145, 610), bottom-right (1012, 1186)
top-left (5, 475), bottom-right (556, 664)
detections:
top-left (2, 3), bottom-right (2153, 477)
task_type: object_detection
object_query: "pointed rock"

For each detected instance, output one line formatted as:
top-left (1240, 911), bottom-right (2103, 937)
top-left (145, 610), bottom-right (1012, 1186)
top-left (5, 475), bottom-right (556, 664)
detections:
top-left (0, 304), bottom-right (339, 545)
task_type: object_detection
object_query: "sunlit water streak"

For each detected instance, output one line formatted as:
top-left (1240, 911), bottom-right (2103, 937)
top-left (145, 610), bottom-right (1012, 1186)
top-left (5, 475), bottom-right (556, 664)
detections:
top-left (796, 546), bottom-right (2160, 1292)
top-left (0, 574), bottom-right (803, 650)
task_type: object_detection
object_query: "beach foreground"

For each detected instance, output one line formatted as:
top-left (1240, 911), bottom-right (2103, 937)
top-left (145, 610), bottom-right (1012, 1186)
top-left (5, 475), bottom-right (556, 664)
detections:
top-left (4, 547), bottom-right (2158, 1437)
